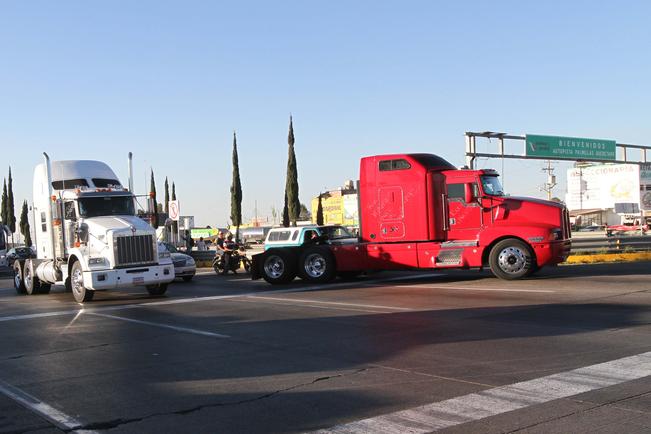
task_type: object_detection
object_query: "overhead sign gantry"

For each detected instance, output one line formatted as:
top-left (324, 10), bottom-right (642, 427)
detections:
top-left (465, 131), bottom-right (650, 169)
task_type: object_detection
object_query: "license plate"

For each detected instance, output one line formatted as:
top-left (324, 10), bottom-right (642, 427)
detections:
top-left (133, 277), bottom-right (144, 284)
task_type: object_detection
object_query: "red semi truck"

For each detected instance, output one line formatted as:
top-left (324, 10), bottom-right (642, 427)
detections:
top-left (252, 153), bottom-right (571, 284)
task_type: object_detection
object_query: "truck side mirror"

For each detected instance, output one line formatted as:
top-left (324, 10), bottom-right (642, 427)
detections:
top-left (464, 184), bottom-right (474, 204)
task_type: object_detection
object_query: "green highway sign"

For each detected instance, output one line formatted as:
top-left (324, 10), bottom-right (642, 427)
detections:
top-left (525, 134), bottom-right (616, 161)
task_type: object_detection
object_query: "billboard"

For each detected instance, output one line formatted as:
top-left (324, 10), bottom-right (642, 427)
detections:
top-left (311, 193), bottom-right (359, 226)
top-left (566, 164), bottom-right (640, 211)
top-left (641, 163), bottom-right (651, 211)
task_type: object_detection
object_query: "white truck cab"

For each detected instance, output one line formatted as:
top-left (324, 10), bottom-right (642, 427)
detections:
top-left (13, 153), bottom-right (174, 303)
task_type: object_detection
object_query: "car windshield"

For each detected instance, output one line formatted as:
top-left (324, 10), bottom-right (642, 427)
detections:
top-left (480, 175), bottom-right (505, 196)
top-left (320, 226), bottom-right (354, 239)
top-left (78, 195), bottom-right (135, 218)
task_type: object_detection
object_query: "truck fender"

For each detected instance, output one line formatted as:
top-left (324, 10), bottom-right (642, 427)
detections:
top-left (482, 236), bottom-right (536, 266)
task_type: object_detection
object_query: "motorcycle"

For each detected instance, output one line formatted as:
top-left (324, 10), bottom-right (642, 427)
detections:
top-left (212, 246), bottom-right (252, 275)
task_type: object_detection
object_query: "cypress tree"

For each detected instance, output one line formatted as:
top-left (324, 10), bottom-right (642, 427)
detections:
top-left (316, 194), bottom-right (324, 225)
top-left (150, 169), bottom-right (158, 228)
top-left (164, 177), bottom-right (170, 214)
top-left (7, 167), bottom-right (16, 237)
top-left (1, 179), bottom-right (6, 227)
top-left (282, 191), bottom-right (289, 227)
top-left (230, 131), bottom-right (243, 241)
top-left (285, 116), bottom-right (300, 226)
top-left (20, 200), bottom-right (32, 247)
top-left (171, 182), bottom-right (177, 239)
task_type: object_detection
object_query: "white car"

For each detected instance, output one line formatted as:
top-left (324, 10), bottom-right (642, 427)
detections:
top-left (159, 242), bottom-right (196, 282)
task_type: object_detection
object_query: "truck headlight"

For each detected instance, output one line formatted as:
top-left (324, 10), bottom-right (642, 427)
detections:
top-left (159, 251), bottom-right (171, 259)
top-left (89, 257), bottom-right (106, 265)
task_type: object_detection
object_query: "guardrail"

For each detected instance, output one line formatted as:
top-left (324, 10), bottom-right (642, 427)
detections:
top-left (571, 235), bottom-right (651, 254)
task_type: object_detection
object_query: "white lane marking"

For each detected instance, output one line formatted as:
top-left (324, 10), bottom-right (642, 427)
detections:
top-left (233, 298), bottom-right (389, 314)
top-left (315, 351), bottom-right (651, 433)
top-left (86, 312), bottom-right (230, 339)
top-left (0, 378), bottom-right (97, 433)
top-left (395, 284), bottom-right (555, 293)
top-left (0, 272), bottom-right (445, 323)
top-left (247, 296), bottom-right (413, 311)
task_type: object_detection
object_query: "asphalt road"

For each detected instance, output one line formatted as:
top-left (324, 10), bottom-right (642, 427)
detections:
top-left (1, 262), bottom-right (650, 434)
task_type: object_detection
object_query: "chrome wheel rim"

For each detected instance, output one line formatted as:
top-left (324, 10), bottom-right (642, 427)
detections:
top-left (304, 253), bottom-right (326, 278)
top-left (14, 268), bottom-right (21, 289)
top-left (24, 266), bottom-right (32, 291)
top-left (72, 267), bottom-right (84, 297)
top-left (264, 255), bottom-right (284, 279)
top-left (497, 247), bottom-right (527, 274)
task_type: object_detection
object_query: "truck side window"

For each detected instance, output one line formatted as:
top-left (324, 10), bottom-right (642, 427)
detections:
top-left (379, 159), bottom-right (411, 171)
top-left (447, 184), bottom-right (465, 201)
top-left (41, 212), bottom-right (47, 232)
top-left (64, 202), bottom-right (77, 221)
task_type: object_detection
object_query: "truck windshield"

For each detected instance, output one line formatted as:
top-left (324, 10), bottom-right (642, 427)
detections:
top-left (480, 175), bottom-right (505, 196)
top-left (78, 196), bottom-right (135, 218)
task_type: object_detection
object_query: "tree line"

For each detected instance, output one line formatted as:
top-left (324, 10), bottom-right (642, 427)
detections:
top-left (1, 167), bottom-right (32, 247)
top-left (150, 115), bottom-right (311, 242)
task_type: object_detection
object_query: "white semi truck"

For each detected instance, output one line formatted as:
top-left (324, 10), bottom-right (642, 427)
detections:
top-left (13, 153), bottom-right (175, 303)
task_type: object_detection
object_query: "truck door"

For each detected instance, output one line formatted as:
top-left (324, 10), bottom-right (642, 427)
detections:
top-left (445, 181), bottom-right (482, 240)
top-left (377, 186), bottom-right (405, 240)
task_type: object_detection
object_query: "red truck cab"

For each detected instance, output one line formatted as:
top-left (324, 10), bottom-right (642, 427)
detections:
top-left (253, 153), bottom-right (571, 284)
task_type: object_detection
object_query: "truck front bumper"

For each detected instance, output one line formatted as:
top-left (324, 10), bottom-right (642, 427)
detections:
top-left (83, 264), bottom-right (175, 290)
top-left (532, 239), bottom-right (572, 267)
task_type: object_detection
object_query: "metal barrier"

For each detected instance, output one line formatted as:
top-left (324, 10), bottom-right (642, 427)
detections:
top-left (571, 236), bottom-right (651, 254)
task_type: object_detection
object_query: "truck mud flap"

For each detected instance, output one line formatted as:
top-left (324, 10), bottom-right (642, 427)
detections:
top-left (250, 252), bottom-right (263, 280)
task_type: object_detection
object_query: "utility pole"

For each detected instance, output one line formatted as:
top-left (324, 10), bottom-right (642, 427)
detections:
top-left (540, 160), bottom-right (557, 200)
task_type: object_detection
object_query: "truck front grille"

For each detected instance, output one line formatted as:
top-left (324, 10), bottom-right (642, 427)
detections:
top-left (115, 235), bottom-right (155, 267)
top-left (562, 208), bottom-right (572, 239)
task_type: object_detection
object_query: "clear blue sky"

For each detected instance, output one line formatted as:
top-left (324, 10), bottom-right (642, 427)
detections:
top-left (1, 1), bottom-right (650, 227)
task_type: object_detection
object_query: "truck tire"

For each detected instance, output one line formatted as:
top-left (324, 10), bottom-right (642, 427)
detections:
top-left (260, 250), bottom-right (296, 284)
top-left (146, 284), bottom-right (168, 296)
top-left (298, 246), bottom-right (336, 283)
top-left (24, 260), bottom-right (49, 295)
top-left (13, 260), bottom-right (26, 295)
top-left (70, 261), bottom-right (94, 303)
top-left (489, 239), bottom-right (533, 280)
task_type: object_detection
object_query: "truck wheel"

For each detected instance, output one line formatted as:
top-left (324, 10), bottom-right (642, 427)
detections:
top-left (147, 284), bottom-right (168, 296)
top-left (71, 261), bottom-right (94, 303)
top-left (24, 260), bottom-right (44, 295)
top-left (489, 239), bottom-right (533, 280)
top-left (298, 246), bottom-right (336, 283)
top-left (260, 250), bottom-right (296, 284)
top-left (13, 260), bottom-right (26, 295)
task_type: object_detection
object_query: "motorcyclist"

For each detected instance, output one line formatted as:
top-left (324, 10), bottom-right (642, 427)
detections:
top-left (221, 234), bottom-right (238, 274)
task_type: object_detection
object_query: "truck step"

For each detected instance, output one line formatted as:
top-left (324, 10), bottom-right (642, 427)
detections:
top-left (435, 249), bottom-right (462, 265)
